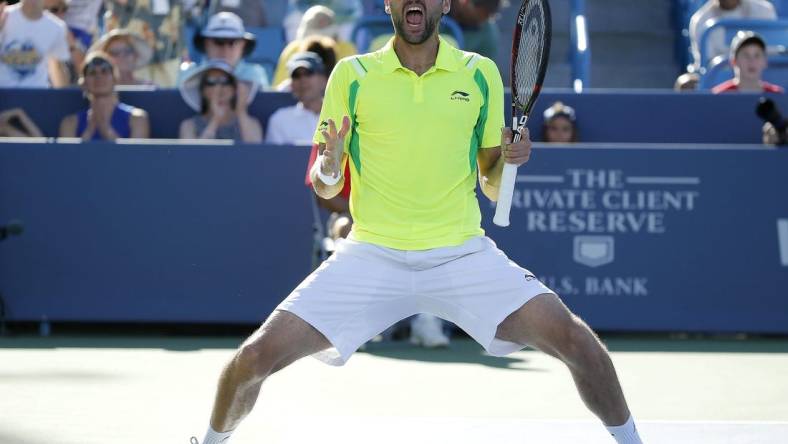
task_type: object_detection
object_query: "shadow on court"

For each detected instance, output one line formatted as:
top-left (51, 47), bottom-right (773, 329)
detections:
top-left (2, 329), bottom-right (787, 355)
top-left (360, 339), bottom-right (543, 370)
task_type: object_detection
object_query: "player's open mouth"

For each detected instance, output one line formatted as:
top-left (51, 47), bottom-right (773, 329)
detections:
top-left (405, 4), bottom-right (424, 27)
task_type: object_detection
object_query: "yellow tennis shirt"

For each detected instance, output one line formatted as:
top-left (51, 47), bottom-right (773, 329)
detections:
top-left (314, 37), bottom-right (504, 250)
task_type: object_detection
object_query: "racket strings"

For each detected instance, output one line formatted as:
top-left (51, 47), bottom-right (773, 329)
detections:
top-left (513, 1), bottom-right (548, 110)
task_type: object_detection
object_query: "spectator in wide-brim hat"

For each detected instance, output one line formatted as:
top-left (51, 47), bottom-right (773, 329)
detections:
top-left (193, 11), bottom-right (257, 57)
top-left (180, 11), bottom-right (270, 89)
top-left (89, 29), bottom-right (154, 86)
top-left (178, 60), bottom-right (263, 143)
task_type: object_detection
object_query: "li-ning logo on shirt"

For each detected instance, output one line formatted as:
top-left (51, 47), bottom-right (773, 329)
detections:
top-left (450, 90), bottom-right (470, 102)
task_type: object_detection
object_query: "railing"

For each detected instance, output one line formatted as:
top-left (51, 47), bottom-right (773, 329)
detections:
top-left (698, 18), bottom-right (788, 70)
top-left (569, 0), bottom-right (591, 92)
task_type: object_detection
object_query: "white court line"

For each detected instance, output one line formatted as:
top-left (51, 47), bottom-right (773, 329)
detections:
top-left (516, 175), bottom-right (565, 183)
top-left (626, 176), bottom-right (701, 185)
top-left (778, 219), bottom-right (788, 266)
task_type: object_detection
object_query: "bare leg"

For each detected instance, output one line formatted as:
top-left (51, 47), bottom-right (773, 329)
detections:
top-left (210, 310), bottom-right (331, 432)
top-left (496, 293), bottom-right (630, 426)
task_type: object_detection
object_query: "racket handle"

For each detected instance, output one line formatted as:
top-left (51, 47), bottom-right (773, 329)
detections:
top-left (493, 163), bottom-right (518, 227)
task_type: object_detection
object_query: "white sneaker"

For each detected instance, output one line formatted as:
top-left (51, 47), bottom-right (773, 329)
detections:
top-left (409, 314), bottom-right (450, 348)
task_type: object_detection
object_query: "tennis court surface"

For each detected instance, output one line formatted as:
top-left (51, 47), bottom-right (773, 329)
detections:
top-left (1, 335), bottom-right (787, 443)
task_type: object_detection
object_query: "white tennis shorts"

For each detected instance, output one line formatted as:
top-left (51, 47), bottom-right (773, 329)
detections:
top-left (277, 236), bottom-right (555, 366)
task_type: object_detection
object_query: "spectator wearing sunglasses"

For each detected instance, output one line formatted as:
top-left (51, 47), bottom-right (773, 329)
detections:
top-left (59, 52), bottom-right (150, 140)
top-left (178, 60), bottom-right (263, 142)
top-left (180, 12), bottom-right (269, 92)
top-left (88, 29), bottom-right (153, 86)
top-left (104, 0), bottom-right (184, 86)
top-left (0, 0), bottom-right (70, 87)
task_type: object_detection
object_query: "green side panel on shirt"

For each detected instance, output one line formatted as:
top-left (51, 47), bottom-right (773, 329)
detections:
top-left (470, 69), bottom-right (490, 172)
top-left (348, 80), bottom-right (361, 175)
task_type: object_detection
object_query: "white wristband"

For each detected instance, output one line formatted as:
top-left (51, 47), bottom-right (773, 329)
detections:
top-left (316, 155), bottom-right (342, 186)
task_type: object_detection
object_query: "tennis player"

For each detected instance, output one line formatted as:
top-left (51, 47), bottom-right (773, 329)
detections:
top-left (194, 0), bottom-right (642, 442)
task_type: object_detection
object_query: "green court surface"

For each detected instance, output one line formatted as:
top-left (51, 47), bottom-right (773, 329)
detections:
top-left (1, 335), bottom-right (787, 443)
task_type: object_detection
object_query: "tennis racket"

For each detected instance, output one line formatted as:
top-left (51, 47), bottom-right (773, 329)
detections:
top-left (493, 0), bottom-right (552, 227)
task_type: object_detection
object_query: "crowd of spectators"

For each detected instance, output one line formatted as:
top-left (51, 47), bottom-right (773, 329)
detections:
top-left (1, 0), bottom-right (786, 346)
top-left (2, 0), bottom-right (785, 143)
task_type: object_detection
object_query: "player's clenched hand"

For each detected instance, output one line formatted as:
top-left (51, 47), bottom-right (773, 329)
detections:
top-left (500, 126), bottom-right (532, 166)
top-left (320, 116), bottom-right (350, 178)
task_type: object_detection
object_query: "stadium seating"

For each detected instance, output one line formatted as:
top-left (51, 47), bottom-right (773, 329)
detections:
top-left (675, 0), bottom-right (708, 69)
top-left (675, 1), bottom-right (788, 69)
top-left (244, 26), bottom-right (288, 81)
top-left (569, 0), bottom-right (591, 91)
top-left (774, 0), bottom-right (788, 16)
top-left (698, 18), bottom-right (788, 69)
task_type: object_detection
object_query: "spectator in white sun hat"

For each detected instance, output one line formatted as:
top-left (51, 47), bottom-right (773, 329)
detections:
top-left (178, 60), bottom-right (263, 142)
top-left (179, 11), bottom-right (270, 91)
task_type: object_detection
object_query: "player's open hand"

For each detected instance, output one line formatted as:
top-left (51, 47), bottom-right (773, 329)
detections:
top-left (320, 116), bottom-right (350, 178)
top-left (501, 126), bottom-right (532, 166)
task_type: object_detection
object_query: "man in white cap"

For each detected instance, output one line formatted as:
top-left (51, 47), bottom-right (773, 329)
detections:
top-left (266, 51), bottom-right (327, 145)
top-left (712, 31), bottom-right (784, 93)
top-left (180, 11), bottom-right (269, 89)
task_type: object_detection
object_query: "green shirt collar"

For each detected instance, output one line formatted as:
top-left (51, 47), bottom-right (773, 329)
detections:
top-left (380, 36), bottom-right (462, 74)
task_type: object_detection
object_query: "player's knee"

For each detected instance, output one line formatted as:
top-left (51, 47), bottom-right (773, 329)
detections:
top-left (566, 316), bottom-right (607, 367)
top-left (557, 317), bottom-right (605, 367)
top-left (234, 337), bottom-right (283, 380)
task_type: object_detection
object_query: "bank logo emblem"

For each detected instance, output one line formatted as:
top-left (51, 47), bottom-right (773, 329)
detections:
top-left (573, 235), bottom-right (615, 268)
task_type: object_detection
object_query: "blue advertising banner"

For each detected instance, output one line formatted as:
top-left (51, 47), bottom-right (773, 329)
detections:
top-left (0, 143), bottom-right (315, 324)
top-left (1, 143), bottom-right (786, 333)
top-left (480, 146), bottom-right (788, 333)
